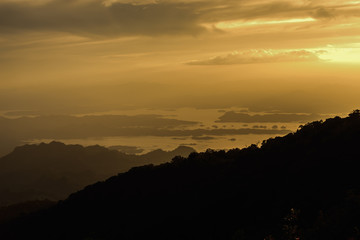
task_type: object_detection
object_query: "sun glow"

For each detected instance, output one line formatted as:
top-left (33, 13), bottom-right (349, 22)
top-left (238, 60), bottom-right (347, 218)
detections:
top-left (323, 48), bottom-right (360, 63)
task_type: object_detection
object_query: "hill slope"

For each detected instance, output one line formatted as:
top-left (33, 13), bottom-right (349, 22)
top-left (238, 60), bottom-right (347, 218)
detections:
top-left (2, 111), bottom-right (360, 239)
top-left (0, 142), bottom-right (195, 206)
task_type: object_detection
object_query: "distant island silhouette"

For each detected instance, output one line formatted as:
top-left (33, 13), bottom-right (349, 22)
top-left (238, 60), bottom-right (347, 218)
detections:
top-left (0, 114), bottom-right (291, 157)
top-left (2, 111), bottom-right (360, 239)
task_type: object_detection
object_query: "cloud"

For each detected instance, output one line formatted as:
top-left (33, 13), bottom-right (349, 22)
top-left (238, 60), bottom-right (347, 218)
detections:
top-left (216, 111), bottom-right (324, 123)
top-left (0, 0), bottom-right (359, 37)
top-left (187, 49), bottom-right (324, 65)
top-left (197, 0), bottom-right (358, 29)
top-left (311, 7), bottom-right (336, 19)
top-left (0, 0), bottom-right (205, 36)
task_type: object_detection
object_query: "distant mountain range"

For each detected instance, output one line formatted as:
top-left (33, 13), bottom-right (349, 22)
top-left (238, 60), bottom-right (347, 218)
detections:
top-left (2, 111), bottom-right (360, 239)
top-left (0, 142), bottom-right (195, 206)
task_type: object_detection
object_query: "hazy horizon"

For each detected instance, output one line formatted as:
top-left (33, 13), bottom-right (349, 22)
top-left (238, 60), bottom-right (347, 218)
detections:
top-left (1, 0), bottom-right (360, 154)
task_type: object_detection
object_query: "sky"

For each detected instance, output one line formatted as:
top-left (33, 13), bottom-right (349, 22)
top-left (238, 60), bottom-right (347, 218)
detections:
top-left (1, 0), bottom-right (360, 114)
top-left (1, 0), bottom-right (360, 153)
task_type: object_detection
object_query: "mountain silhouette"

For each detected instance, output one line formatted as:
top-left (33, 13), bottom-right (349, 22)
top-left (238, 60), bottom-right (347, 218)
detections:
top-left (2, 111), bottom-right (360, 239)
top-left (0, 142), bottom-right (195, 206)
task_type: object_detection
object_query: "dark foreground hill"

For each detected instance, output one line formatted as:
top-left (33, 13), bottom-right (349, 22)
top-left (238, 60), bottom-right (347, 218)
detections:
top-left (2, 111), bottom-right (360, 239)
top-left (0, 142), bottom-right (195, 206)
top-left (0, 200), bottom-right (56, 224)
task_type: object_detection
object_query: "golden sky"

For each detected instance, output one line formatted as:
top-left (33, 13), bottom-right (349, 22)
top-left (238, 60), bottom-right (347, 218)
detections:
top-left (1, 0), bottom-right (360, 114)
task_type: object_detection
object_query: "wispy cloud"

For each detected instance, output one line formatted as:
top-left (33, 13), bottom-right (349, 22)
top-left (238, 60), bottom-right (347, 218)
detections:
top-left (0, 0), bottom-right (359, 37)
top-left (186, 49), bottom-right (326, 65)
top-left (0, 0), bottom-right (205, 37)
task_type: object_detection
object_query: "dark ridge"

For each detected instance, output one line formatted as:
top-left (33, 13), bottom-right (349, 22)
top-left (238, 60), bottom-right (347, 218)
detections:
top-left (2, 110), bottom-right (360, 239)
top-left (0, 200), bottom-right (56, 224)
top-left (0, 142), bottom-right (195, 206)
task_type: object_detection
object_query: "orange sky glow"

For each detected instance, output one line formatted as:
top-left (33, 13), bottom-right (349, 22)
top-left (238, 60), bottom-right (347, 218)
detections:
top-left (0, 0), bottom-right (360, 153)
top-left (1, 0), bottom-right (360, 115)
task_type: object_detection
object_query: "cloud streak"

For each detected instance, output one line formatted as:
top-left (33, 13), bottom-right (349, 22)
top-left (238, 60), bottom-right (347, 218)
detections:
top-left (187, 49), bottom-right (325, 65)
